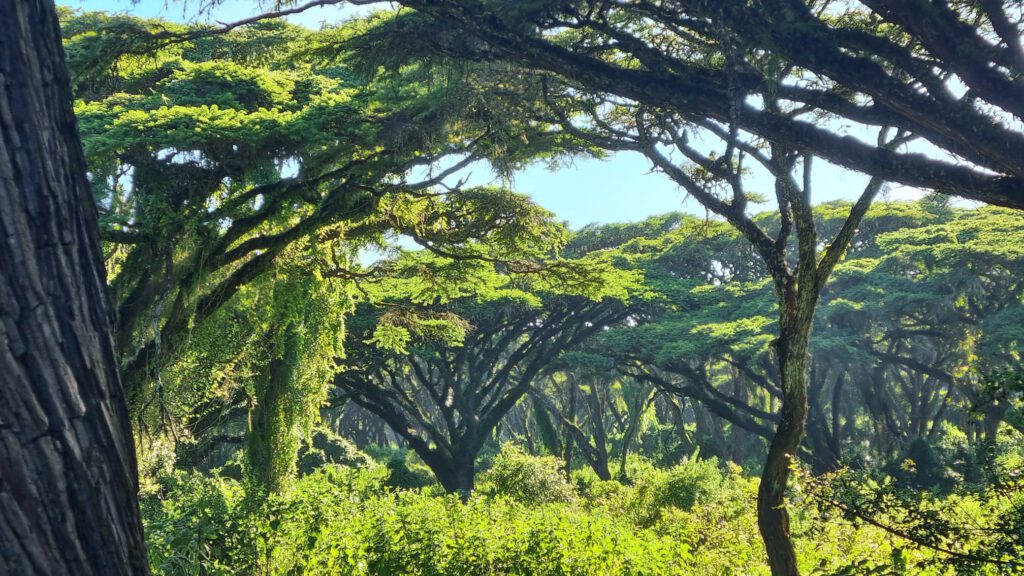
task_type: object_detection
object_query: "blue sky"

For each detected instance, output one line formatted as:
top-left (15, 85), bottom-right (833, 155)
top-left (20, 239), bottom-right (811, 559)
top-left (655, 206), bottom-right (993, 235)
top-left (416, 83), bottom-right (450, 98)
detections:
top-left (62, 0), bottom-right (922, 229)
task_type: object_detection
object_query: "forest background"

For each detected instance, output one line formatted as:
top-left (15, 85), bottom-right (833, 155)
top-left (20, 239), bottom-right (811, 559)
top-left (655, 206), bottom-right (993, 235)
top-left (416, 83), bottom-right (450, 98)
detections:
top-left (2, 1), bottom-right (1022, 575)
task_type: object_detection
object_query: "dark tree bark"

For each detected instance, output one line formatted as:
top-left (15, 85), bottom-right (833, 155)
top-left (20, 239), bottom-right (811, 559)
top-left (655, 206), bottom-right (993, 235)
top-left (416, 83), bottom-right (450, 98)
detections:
top-left (0, 1), bottom-right (149, 574)
top-left (583, 381), bottom-right (613, 481)
top-left (757, 305), bottom-right (814, 576)
top-left (432, 452), bottom-right (477, 496)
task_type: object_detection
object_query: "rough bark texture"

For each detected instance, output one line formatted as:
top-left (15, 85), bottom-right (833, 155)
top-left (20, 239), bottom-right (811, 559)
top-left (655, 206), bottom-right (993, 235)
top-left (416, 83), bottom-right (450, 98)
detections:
top-left (0, 1), bottom-right (150, 574)
top-left (757, 316), bottom-right (813, 576)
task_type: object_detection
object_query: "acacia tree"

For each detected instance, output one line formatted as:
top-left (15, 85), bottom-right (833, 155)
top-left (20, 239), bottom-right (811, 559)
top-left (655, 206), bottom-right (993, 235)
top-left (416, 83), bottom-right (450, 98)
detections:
top-left (501, 125), bottom-right (868, 572)
top-left (347, 0), bottom-right (1024, 210)
top-left (339, 4), bottom-right (1010, 569)
top-left (60, 10), bottom-right (581, 417)
top-left (560, 214), bottom-right (777, 466)
top-left (0, 0), bottom-right (148, 573)
top-left (163, 187), bottom-right (593, 491)
top-left (340, 294), bottom-right (630, 493)
top-left (333, 209), bottom-right (637, 494)
top-left (62, 11), bottom-right (602, 494)
top-left (598, 208), bottom-right (880, 472)
top-left (331, 9), bottom-right (1024, 564)
top-left (818, 205), bottom-right (1024, 463)
top-left (586, 201), bottom-right (1023, 474)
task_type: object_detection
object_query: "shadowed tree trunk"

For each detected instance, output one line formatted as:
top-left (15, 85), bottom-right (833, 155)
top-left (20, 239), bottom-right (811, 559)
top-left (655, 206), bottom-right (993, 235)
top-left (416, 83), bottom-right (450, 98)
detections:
top-left (617, 382), bottom-right (653, 480)
top-left (561, 381), bottom-right (578, 479)
top-left (433, 452), bottom-right (477, 496)
top-left (757, 296), bottom-right (814, 576)
top-left (0, 0), bottom-right (149, 573)
top-left (582, 377), bottom-right (613, 481)
top-left (530, 376), bottom-right (613, 481)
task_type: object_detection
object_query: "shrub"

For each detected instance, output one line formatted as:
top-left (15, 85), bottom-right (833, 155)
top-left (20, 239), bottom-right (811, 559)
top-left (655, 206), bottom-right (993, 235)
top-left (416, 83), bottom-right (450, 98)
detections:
top-left (142, 466), bottom-right (698, 575)
top-left (142, 471), bottom-right (242, 575)
top-left (363, 445), bottom-right (438, 490)
top-left (297, 429), bottom-right (374, 475)
top-left (142, 456), bottom-right (991, 575)
top-left (482, 444), bottom-right (577, 505)
top-left (627, 456), bottom-right (726, 526)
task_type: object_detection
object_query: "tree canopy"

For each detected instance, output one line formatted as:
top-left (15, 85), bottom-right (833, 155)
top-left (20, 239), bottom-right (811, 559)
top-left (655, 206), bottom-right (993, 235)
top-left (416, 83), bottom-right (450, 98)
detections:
top-left (2, 5), bottom-right (1022, 576)
top-left (346, 0), bottom-right (1024, 210)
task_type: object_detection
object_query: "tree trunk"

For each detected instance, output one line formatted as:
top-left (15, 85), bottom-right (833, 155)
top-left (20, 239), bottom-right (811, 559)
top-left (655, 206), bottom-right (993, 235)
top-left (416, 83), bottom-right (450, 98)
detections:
top-left (617, 390), bottom-right (648, 481)
top-left (0, 1), bottom-right (150, 573)
top-left (590, 445), bottom-right (612, 482)
top-left (434, 456), bottom-right (476, 497)
top-left (829, 372), bottom-right (845, 462)
top-left (561, 382), bottom-right (577, 479)
top-left (804, 401), bottom-right (840, 475)
top-left (758, 312), bottom-right (813, 576)
top-left (247, 322), bottom-right (301, 494)
top-left (982, 400), bottom-right (1007, 445)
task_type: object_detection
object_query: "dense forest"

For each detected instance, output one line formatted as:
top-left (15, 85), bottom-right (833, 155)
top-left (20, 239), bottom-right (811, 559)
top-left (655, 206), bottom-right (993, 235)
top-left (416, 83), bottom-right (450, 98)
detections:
top-left (2, 1), bottom-right (1023, 575)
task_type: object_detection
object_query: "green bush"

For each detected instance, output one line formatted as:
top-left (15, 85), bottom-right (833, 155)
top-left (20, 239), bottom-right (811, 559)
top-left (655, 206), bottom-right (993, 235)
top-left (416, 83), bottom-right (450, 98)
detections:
top-left (362, 445), bottom-right (438, 490)
top-left (142, 471), bottom-right (242, 575)
top-left (626, 456), bottom-right (726, 526)
top-left (297, 429), bottom-right (374, 475)
top-left (482, 444), bottom-right (577, 505)
top-left (142, 455), bottom-right (1006, 575)
top-left (143, 466), bottom-right (695, 575)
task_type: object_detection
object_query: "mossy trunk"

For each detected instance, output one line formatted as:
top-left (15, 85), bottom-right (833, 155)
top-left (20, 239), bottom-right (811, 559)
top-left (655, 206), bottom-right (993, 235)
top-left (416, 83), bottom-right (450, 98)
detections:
top-left (757, 303), bottom-right (813, 576)
top-left (247, 323), bottom-right (301, 494)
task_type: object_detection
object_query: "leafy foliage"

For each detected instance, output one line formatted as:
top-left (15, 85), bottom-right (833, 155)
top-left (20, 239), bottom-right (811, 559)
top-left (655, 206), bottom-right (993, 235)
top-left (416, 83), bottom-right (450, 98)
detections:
top-left (141, 454), bottom-right (1018, 576)
top-left (482, 444), bottom-right (577, 505)
top-left (56, 6), bottom-right (1024, 575)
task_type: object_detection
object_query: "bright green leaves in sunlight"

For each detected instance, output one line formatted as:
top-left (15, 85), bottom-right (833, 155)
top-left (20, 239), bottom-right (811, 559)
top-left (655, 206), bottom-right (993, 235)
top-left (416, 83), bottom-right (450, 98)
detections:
top-left (60, 7), bottom-right (599, 413)
top-left (57, 6), bottom-right (1024, 575)
top-left (61, 6), bottom-right (637, 497)
top-left (340, 185), bottom-right (642, 353)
